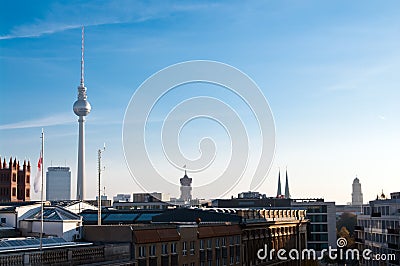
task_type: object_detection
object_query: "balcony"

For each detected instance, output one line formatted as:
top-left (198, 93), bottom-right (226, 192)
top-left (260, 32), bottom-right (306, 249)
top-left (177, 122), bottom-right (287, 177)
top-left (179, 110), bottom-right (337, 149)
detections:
top-left (354, 225), bottom-right (364, 231)
top-left (355, 238), bottom-right (364, 244)
top-left (371, 212), bottom-right (381, 217)
top-left (387, 228), bottom-right (400, 235)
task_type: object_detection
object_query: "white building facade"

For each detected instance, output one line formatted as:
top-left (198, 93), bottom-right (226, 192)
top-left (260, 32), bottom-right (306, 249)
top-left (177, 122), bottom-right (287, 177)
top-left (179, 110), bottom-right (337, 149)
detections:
top-left (355, 192), bottom-right (400, 265)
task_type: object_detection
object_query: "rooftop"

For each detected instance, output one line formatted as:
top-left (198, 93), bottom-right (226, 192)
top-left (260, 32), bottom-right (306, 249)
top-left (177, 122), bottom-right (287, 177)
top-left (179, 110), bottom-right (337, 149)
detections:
top-left (0, 237), bottom-right (91, 253)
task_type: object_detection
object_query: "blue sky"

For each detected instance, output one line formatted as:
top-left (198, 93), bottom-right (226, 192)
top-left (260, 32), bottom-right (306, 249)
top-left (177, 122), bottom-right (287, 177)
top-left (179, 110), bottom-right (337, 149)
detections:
top-left (1, 1), bottom-right (399, 203)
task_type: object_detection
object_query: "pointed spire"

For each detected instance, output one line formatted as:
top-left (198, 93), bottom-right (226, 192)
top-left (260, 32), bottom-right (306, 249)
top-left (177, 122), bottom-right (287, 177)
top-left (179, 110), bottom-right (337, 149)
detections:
top-left (277, 169), bottom-right (282, 197)
top-left (80, 26), bottom-right (85, 87)
top-left (284, 168), bottom-right (291, 199)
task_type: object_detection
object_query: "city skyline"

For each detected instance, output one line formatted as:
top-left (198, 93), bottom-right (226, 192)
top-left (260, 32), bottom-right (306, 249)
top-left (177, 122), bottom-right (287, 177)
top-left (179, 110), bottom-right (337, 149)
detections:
top-left (1, 1), bottom-right (399, 204)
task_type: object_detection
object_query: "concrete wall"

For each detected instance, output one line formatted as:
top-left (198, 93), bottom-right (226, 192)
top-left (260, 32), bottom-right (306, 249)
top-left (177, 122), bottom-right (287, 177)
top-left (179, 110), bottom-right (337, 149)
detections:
top-left (326, 202), bottom-right (337, 248)
top-left (0, 212), bottom-right (16, 227)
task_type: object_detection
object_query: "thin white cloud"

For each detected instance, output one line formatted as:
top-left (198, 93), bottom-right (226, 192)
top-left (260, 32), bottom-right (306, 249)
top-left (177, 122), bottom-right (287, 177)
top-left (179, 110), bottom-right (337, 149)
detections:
top-left (0, 113), bottom-right (75, 130)
top-left (0, 24), bottom-right (79, 40)
top-left (0, 2), bottom-right (217, 40)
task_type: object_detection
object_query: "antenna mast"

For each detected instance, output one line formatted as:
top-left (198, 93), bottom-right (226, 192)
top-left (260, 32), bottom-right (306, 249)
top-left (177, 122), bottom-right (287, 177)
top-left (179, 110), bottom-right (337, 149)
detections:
top-left (80, 26), bottom-right (85, 86)
top-left (97, 145), bottom-right (105, 226)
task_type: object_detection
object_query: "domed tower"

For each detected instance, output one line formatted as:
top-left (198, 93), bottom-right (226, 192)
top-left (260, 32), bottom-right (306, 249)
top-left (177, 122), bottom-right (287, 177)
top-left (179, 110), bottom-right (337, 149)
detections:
top-left (351, 177), bottom-right (363, 206)
top-left (73, 26), bottom-right (91, 201)
top-left (179, 170), bottom-right (192, 202)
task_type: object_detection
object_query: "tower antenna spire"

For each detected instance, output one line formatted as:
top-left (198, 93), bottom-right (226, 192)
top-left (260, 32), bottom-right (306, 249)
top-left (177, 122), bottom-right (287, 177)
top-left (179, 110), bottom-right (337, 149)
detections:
top-left (80, 26), bottom-right (85, 86)
top-left (73, 26), bottom-right (91, 201)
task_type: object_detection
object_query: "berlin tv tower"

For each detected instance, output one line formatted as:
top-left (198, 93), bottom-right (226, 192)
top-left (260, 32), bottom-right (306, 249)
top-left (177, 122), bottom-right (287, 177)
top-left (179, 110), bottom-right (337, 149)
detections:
top-left (73, 26), bottom-right (91, 201)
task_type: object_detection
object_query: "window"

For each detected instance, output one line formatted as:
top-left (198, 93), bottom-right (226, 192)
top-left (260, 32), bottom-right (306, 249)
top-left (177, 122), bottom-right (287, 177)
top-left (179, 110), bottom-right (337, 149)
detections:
top-left (190, 241), bottom-right (195, 255)
top-left (222, 237), bottom-right (226, 247)
top-left (236, 235), bottom-right (240, 245)
top-left (200, 239), bottom-right (204, 250)
top-left (12, 187), bottom-right (16, 197)
top-left (171, 242), bottom-right (177, 254)
top-left (1, 218), bottom-right (6, 223)
top-left (190, 263), bottom-right (195, 266)
top-left (139, 246), bottom-right (146, 258)
top-left (162, 243), bottom-right (168, 255)
top-left (216, 238), bottom-right (220, 247)
top-left (207, 239), bottom-right (212, 249)
top-left (183, 241), bottom-right (187, 256)
top-left (149, 245), bottom-right (156, 256)
top-left (12, 173), bottom-right (16, 182)
top-left (26, 175), bottom-right (30, 183)
top-left (26, 189), bottom-right (30, 197)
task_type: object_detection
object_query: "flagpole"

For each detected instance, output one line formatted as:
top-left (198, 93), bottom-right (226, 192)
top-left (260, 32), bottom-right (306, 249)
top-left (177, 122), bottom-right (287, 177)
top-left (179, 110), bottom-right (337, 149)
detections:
top-left (40, 129), bottom-right (44, 251)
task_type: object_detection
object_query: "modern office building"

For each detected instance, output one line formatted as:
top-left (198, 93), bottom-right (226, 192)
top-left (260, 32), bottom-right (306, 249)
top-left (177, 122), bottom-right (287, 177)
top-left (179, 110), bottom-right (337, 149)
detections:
top-left (352, 177), bottom-right (363, 206)
top-left (0, 157), bottom-right (30, 202)
top-left (46, 166), bottom-right (71, 201)
top-left (291, 198), bottom-right (336, 251)
top-left (355, 192), bottom-right (400, 265)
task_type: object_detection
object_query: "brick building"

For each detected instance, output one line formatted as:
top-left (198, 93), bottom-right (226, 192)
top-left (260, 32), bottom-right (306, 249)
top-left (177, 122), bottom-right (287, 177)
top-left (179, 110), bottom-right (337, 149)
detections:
top-left (0, 157), bottom-right (31, 202)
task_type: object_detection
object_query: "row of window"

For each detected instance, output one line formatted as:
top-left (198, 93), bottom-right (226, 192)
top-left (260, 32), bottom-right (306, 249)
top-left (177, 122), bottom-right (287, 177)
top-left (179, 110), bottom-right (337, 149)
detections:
top-left (358, 218), bottom-right (399, 230)
top-left (0, 187), bottom-right (29, 198)
top-left (138, 236), bottom-right (241, 258)
top-left (363, 205), bottom-right (394, 216)
top-left (308, 214), bottom-right (328, 223)
top-left (309, 224), bottom-right (328, 232)
top-left (308, 233), bottom-right (328, 242)
top-left (363, 232), bottom-right (398, 244)
top-left (0, 173), bottom-right (30, 183)
top-left (306, 205), bottom-right (328, 214)
top-left (139, 243), bottom-right (177, 257)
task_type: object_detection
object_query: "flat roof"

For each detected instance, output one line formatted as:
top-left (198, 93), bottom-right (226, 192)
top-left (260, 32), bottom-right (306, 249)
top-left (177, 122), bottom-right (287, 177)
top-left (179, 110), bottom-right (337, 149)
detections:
top-left (0, 237), bottom-right (92, 253)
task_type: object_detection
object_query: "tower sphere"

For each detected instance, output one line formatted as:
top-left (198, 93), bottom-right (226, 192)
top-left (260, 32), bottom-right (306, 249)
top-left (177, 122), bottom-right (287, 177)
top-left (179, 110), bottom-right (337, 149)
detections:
top-left (73, 99), bottom-right (91, 116)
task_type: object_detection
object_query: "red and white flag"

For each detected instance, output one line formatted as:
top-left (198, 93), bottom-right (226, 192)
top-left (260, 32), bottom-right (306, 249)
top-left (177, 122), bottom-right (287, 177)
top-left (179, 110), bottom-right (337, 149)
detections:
top-left (34, 152), bottom-right (42, 193)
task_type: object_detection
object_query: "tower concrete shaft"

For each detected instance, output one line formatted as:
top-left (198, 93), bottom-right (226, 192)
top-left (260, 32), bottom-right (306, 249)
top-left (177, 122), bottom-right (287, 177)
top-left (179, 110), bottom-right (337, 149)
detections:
top-left (76, 116), bottom-right (86, 200)
top-left (73, 26), bottom-right (91, 201)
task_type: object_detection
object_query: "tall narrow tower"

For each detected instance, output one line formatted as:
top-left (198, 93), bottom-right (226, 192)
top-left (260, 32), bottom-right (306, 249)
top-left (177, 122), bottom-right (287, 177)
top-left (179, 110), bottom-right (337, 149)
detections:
top-left (284, 169), bottom-right (291, 199)
top-left (179, 170), bottom-right (192, 202)
top-left (351, 177), bottom-right (363, 206)
top-left (73, 26), bottom-right (91, 201)
top-left (276, 169), bottom-right (282, 197)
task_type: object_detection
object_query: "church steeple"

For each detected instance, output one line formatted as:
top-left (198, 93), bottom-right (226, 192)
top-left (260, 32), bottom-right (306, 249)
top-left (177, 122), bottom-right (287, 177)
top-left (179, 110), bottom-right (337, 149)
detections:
top-left (277, 169), bottom-right (282, 197)
top-left (284, 168), bottom-right (291, 199)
